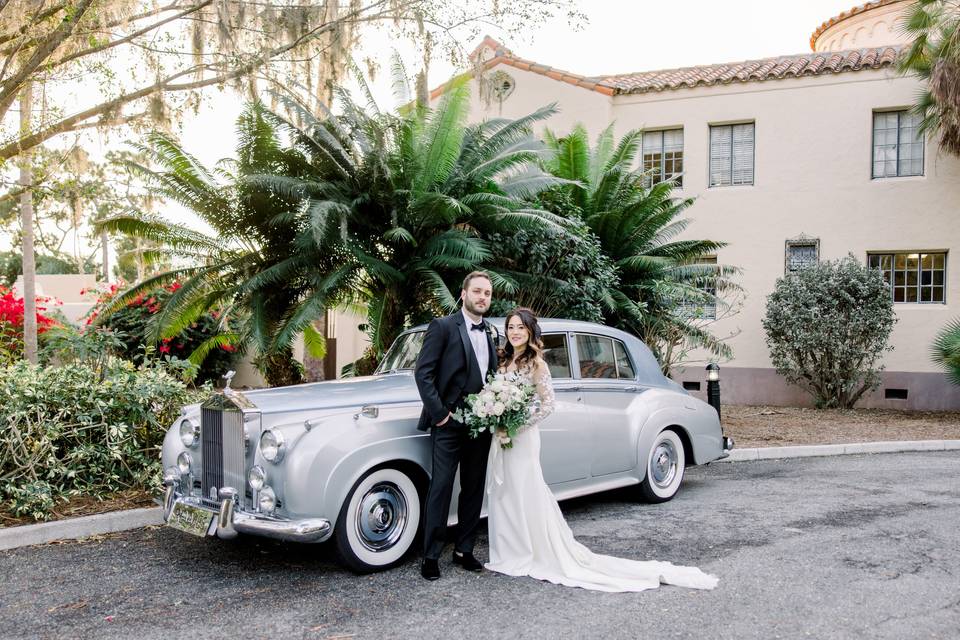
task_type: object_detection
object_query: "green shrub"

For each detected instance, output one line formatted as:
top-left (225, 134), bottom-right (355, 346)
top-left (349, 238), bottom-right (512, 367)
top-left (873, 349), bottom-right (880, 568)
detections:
top-left (0, 358), bottom-right (206, 520)
top-left (487, 216), bottom-right (618, 323)
top-left (762, 254), bottom-right (896, 408)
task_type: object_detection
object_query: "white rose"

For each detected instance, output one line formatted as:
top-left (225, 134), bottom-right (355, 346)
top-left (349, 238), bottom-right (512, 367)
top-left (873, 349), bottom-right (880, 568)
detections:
top-left (475, 406), bottom-right (487, 418)
top-left (481, 391), bottom-right (495, 404)
top-left (491, 402), bottom-right (505, 416)
top-left (489, 380), bottom-right (503, 392)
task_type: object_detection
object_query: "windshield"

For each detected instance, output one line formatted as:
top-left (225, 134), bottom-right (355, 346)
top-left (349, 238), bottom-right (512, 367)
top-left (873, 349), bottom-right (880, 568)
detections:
top-left (376, 331), bottom-right (425, 373)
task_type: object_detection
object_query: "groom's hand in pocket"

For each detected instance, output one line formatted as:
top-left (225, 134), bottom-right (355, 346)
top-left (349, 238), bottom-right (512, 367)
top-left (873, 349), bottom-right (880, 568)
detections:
top-left (436, 412), bottom-right (453, 427)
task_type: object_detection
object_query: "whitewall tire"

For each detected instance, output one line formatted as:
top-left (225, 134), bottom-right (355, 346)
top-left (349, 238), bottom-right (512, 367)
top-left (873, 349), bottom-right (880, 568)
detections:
top-left (639, 429), bottom-right (685, 503)
top-left (334, 467), bottom-right (421, 573)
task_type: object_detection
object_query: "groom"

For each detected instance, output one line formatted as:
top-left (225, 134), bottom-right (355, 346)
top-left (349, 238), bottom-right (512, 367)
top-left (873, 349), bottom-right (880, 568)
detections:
top-left (414, 270), bottom-right (497, 581)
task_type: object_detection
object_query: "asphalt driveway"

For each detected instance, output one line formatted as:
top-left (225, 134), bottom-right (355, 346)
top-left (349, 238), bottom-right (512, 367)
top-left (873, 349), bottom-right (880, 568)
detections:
top-left (2, 451), bottom-right (959, 640)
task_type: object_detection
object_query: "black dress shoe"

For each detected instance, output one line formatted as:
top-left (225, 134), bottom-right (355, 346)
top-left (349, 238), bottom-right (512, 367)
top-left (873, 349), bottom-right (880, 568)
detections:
top-left (421, 558), bottom-right (440, 580)
top-left (452, 551), bottom-right (483, 572)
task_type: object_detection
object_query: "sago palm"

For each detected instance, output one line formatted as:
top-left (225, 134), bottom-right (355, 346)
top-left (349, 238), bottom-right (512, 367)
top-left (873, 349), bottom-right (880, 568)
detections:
top-left (96, 102), bottom-right (331, 386)
top-left (543, 124), bottom-right (740, 372)
top-left (255, 76), bottom-right (572, 367)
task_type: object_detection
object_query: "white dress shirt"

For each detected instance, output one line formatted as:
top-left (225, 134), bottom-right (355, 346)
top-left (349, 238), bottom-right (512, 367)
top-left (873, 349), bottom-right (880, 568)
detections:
top-left (462, 307), bottom-right (489, 378)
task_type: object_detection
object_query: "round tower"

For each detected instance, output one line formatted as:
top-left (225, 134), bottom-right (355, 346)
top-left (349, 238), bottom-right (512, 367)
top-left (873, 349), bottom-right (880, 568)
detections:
top-left (810, 0), bottom-right (913, 52)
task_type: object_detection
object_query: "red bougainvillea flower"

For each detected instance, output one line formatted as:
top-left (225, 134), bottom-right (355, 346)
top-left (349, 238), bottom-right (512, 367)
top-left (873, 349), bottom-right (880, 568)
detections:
top-left (159, 345), bottom-right (171, 353)
top-left (220, 343), bottom-right (237, 353)
top-left (0, 287), bottom-right (58, 333)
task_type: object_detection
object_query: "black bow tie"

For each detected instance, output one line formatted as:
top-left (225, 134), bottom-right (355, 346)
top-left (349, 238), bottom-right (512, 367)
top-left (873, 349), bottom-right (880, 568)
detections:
top-left (470, 322), bottom-right (485, 332)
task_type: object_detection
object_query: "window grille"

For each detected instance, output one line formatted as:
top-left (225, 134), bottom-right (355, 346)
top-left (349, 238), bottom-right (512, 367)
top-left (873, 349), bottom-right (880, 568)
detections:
top-left (872, 110), bottom-right (923, 178)
top-left (642, 129), bottom-right (684, 187)
top-left (868, 252), bottom-right (945, 303)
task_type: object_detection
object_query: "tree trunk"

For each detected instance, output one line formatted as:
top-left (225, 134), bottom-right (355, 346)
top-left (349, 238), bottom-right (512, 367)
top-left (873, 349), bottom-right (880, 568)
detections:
top-left (19, 81), bottom-right (37, 364)
top-left (256, 348), bottom-right (304, 388)
top-left (101, 228), bottom-right (110, 281)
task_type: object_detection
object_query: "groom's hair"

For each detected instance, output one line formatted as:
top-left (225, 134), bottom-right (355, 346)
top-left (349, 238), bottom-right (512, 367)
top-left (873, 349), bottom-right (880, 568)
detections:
top-left (461, 270), bottom-right (492, 292)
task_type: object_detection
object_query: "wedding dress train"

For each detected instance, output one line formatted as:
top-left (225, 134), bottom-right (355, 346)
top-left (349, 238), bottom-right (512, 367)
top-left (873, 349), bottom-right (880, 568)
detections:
top-left (484, 366), bottom-right (718, 592)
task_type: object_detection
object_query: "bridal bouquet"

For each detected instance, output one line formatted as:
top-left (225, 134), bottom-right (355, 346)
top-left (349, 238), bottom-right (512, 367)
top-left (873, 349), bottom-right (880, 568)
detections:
top-left (454, 371), bottom-right (536, 449)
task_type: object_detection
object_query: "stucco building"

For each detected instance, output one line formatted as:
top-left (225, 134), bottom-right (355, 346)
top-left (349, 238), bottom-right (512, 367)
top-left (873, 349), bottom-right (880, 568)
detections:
top-left (433, 0), bottom-right (960, 410)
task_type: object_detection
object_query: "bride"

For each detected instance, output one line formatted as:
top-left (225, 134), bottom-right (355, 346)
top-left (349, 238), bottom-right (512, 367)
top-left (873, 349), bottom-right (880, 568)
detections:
top-left (484, 307), bottom-right (718, 592)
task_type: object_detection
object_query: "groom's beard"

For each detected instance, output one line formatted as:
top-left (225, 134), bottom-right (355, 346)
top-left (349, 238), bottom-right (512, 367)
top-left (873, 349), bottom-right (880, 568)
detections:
top-left (463, 299), bottom-right (488, 317)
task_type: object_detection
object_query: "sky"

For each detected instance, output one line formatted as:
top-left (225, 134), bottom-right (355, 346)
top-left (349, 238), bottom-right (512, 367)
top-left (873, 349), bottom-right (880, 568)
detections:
top-left (179, 0), bottom-right (869, 167)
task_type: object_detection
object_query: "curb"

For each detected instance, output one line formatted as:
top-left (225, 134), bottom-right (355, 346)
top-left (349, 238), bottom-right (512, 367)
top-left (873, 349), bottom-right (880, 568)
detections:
top-left (2, 441), bottom-right (960, 552)
top-left (718, 439), bottom-right (960, 463)
top-left (0, 507), bottom-right (162, 552)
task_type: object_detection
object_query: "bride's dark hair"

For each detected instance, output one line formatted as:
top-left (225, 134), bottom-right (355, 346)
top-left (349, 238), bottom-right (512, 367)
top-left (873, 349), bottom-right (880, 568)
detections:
top-left (499, 307), bottom-right (544, 371)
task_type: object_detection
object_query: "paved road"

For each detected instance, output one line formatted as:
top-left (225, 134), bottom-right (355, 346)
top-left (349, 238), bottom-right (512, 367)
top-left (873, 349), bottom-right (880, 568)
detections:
top-left (2, 451), bottom-right (959, 640)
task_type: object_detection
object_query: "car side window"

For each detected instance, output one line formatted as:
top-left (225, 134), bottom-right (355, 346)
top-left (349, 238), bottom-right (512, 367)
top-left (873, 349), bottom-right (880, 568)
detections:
top-left (576, 334), bottom-right (636, 380)
top-left (541, 333), bottom-right (571, 378)
top-left (576, 334), bottom-right (618, 379)
top-left (614, 339), bottom-right (635, 379)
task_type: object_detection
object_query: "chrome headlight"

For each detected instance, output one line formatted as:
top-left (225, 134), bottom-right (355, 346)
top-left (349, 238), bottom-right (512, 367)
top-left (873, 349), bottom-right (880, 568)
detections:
top-left (248, 465), bottom-right (266, 491)
top-left (259, 429), bottom-right (285, 463)
top-left (179, 419), bottom-right (199, 448)
top-left (176, 451), bottom-right (192, 474)
top-left (258, 485), bottom-right (276, 513)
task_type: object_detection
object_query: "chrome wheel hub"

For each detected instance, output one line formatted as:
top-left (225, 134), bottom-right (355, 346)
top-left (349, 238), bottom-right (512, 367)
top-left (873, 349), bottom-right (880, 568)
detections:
top-left (651, 440), bottom-right (678, 488)
top-left (356, 482), bottom-right (407, 551)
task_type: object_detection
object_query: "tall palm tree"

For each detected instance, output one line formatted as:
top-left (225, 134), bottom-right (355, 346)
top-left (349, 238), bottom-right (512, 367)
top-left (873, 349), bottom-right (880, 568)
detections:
top-left (899, 0), bottom-right (960, 154)
top-left (96, 102), bottom-right (331, 386)
top-left (255, 77), bottom-right (572, 370)
top-left (542, 124), bottom-right (740, 373)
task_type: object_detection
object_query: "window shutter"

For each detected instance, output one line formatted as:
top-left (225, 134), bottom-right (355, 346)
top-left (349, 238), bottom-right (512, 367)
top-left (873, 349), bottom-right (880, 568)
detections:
top-left (709, 126), bottom-right (731, 186)
top-left (732, 123), bottom-right (754, 185)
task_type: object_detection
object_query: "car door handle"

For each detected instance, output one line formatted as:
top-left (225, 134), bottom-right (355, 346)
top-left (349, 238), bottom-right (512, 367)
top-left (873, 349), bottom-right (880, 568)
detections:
top-left (624, 386), bottom-right (637, 392)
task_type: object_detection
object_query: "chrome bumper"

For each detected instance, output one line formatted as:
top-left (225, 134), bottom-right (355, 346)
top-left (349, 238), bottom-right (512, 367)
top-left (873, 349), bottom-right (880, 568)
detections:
top-left (162, 485), bottom-right (332, 543)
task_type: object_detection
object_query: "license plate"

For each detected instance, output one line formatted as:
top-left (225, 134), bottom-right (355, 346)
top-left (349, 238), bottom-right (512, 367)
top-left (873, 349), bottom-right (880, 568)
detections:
top-left (167, 501), bottom-right (215, 537)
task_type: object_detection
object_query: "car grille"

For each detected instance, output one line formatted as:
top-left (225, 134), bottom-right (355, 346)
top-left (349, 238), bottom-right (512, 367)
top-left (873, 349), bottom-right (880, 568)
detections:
top-left (201, 405), bottom-right (246, 507)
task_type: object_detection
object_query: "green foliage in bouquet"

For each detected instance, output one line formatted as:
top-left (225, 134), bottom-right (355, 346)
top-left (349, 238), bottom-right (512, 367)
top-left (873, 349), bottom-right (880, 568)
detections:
top-left (455, 372), bottom-right (536, 449)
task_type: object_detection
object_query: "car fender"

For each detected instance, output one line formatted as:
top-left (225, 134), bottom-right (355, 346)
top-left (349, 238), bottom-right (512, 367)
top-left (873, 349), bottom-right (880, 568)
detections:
top-left (637, 400), bottom-right (723, 474)
top-left (280, 404), bottom-right (429, 521)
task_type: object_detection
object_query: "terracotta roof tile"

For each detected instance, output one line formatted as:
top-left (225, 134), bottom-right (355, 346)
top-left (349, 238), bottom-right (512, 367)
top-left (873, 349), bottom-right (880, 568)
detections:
top-left (600, 46), bottom-right (902, 95)
top-left (430, 36), bottom-right (903, 100)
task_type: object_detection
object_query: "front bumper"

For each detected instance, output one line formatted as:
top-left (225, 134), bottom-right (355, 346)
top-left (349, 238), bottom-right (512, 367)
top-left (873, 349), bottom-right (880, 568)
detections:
top-left (162, 485), bottom-right (332, 543)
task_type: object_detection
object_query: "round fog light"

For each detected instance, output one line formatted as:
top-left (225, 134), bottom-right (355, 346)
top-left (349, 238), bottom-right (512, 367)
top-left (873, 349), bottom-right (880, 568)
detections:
top-left (179, 419), bottom-right (199, 448)
top-left (258, 486), bottom-right (276, 513)
top-left (177, 451), bottom-right (192, 474)
top-left (248, 465), bottom-right (266, 491)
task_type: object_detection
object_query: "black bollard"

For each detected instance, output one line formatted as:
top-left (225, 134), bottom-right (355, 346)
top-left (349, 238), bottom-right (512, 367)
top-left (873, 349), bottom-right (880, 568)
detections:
top-left (706, 362), bottom-right (721, 421)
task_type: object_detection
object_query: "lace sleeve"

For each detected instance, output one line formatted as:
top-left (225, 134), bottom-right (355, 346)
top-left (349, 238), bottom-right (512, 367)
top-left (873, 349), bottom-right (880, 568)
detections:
top-left (521, 364), bottom-right (555, 432)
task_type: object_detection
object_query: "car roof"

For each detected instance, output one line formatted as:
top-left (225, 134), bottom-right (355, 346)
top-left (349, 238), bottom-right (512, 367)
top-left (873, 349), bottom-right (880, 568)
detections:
top-left (403, 316), bottom-right (671, 387)
top-left (407, 316), bottom-right (637, 342)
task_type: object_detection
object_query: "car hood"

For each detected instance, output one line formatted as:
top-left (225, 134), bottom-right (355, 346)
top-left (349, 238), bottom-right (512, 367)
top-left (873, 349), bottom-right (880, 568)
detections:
top-left (235, 372), bottom-right (420, 416)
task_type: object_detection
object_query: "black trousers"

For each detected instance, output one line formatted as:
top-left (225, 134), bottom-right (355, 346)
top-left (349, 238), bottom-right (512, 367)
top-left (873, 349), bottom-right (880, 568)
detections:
top-left (422, 423), bottom-right (491, 560)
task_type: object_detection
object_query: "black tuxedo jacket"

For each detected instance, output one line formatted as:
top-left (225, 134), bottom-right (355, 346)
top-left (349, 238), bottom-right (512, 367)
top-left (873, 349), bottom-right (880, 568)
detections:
top-left (414, 311), bottom-right (497, 431)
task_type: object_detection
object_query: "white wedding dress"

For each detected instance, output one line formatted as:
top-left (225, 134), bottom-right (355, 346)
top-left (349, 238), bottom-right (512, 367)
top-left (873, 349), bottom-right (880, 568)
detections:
top-left (484, 364), bottom-right (719, 592)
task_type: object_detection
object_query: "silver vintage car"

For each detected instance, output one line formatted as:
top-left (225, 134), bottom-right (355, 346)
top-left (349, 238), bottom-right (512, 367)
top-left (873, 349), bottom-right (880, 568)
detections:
top-left (160, 318), bottom-right (733, 572)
